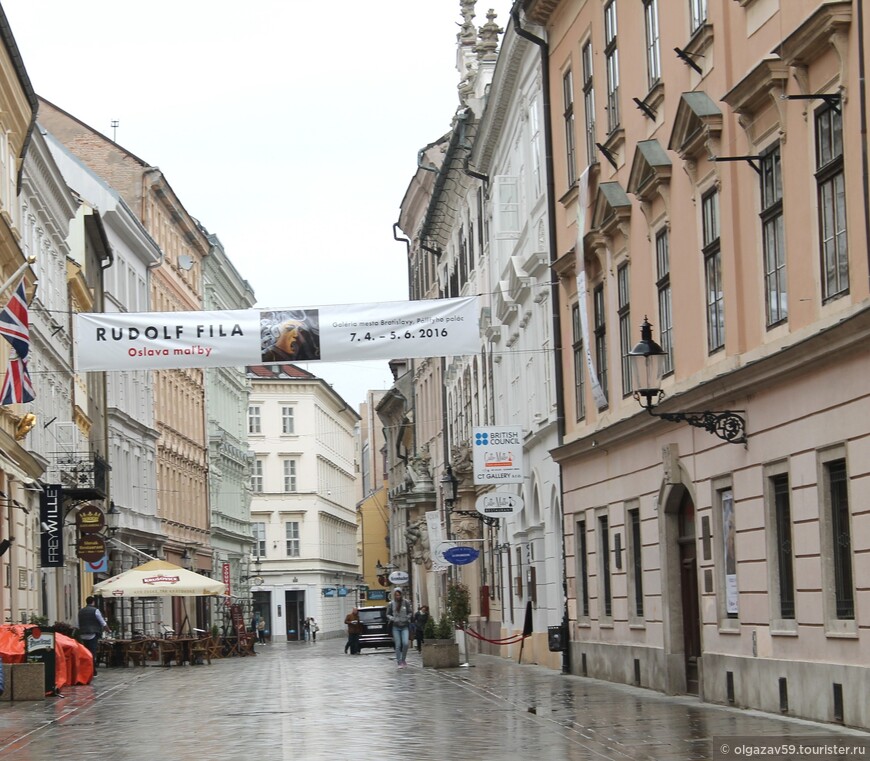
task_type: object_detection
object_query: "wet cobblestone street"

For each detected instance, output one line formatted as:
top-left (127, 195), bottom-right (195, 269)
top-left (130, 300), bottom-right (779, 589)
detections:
top-left (1, 639), bottom-right (866, 760)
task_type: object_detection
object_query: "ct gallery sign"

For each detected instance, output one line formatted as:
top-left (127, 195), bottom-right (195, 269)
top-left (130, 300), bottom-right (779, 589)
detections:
top-left (75, 296), bottom-right (480, 371)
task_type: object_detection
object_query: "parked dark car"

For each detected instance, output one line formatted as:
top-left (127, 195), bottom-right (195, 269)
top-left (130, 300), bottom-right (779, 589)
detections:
top-left (357, 605), bottom-right (394, 650)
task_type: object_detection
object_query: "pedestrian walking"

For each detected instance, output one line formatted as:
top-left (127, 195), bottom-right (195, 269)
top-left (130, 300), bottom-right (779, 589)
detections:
top-left (344, 607), bottom-right (362, 654)
top-left (303, 618), bottom-right (311, 641)
top-left (413, 605), bottom-right (430, 652)
top-left (257, 616), bottom-right (267, 644)
top-left (310, 618), bottom-right (319, 642)
top-left (386, 588), bottom-right (412, 668)
top-left (77, 596), bottom-right (109, 675)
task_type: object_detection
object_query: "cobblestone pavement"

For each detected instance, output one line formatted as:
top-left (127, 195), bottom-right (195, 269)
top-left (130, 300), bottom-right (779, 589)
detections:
top-left (0, 639), bottom-right (866, 761)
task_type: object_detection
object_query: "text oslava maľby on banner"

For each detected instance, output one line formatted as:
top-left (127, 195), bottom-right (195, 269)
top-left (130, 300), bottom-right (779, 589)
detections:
top-left (74, 296), bottom-right (481, 371)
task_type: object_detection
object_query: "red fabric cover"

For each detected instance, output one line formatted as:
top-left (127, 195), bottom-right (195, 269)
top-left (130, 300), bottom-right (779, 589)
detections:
top-left (0, 625), bottom-right (94, 689)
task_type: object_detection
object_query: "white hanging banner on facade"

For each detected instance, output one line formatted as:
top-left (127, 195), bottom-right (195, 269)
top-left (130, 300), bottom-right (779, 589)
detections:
top-left (426, 510), bottom-right (451, 573)
top-left (472, 425), bottom-right (524, 485)
top-left (74, 296), bottom-right (480, 371)
top-left (575, 168), bottom-right (608, 411)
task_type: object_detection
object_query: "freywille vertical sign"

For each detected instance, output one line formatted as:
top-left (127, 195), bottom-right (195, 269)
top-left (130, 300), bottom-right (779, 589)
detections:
top-left (40, 484), bottom-right (63, 568)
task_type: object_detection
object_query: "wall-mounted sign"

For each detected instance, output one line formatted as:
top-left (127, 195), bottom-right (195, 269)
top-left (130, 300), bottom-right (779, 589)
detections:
top-left (367, 589), bottom-right (387, 601)
top-left (75, 296), bottom-right (481, 371)
top-left (388, 570), bottom-right (409, 586)
top-left (472, 426), bottom-right (524, 484)
top-left (443, 546), bottom-right (480, 566)
top-left (476, 492), bottom-right (524, 518)
top-left (322, 587), bottom-right (336, 597)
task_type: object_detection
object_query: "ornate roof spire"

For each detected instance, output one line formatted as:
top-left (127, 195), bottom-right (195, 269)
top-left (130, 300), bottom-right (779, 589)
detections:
top-left (475, 8), bottom-right (503, 62)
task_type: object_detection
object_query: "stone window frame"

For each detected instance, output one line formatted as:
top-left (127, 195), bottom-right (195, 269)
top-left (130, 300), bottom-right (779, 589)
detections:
top-left (763, 460), bottom-right (797, 635)
top-left (816, 445), bottom-right (857, 638)
top-left (711, 475), bottom-right (739, 632)
top-left (625, 500), bottom-right (645, 627)
top-left (596, 507), bottom-right (614, 625)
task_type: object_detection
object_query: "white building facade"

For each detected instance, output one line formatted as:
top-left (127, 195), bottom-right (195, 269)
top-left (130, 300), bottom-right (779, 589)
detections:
top-left (469, 13), bottom-right (564, 667)
top-left (246, 364), bottom-right (359, 642)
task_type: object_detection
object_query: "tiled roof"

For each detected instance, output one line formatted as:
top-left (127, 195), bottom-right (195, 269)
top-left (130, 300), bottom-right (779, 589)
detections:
top-left (246, 363), bottom-right (315, 380)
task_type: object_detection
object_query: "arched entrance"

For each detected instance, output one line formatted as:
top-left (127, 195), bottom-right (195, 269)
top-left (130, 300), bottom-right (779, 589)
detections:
top-left (661, 480), bottom-right (702, 696)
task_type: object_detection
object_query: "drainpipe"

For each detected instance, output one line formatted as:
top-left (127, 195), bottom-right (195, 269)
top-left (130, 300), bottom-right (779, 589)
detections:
top-left (857, 0), bottom-right (870, 288)
top-left (511, 1), bottom-right (571, 675)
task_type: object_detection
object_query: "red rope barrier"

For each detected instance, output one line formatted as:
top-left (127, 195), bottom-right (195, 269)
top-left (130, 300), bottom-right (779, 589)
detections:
top-left (461, 626), bottom-right (528, 645)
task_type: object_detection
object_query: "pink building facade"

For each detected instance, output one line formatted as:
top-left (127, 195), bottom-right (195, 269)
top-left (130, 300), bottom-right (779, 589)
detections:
top-left (530, 0), bottom-right (869, 727)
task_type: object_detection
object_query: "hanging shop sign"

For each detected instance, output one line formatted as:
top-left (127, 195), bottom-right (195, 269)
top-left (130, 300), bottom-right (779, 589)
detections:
top-left (472, 426), bottom-right (524, 485)
top-left (476, 492), bottom-right (524, 518)
top-left (39, 484), bottom-right (63, 568)
top-left (443, 546), bottom-right (480, 565)
top-left (77, 535), bottom-right (107, 563)
top-left (75, 505), bottom-right (106, 533)
top-left (388, 570), bottom-right (409, 586)
top-left (74, 296), bottom-right (480, 371)
top-left (85, 555), bottom-right (109, 574)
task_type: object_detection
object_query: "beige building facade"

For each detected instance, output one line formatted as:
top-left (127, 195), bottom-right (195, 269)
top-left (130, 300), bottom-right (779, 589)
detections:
top-left (523, 0), bottom-right (869, 728)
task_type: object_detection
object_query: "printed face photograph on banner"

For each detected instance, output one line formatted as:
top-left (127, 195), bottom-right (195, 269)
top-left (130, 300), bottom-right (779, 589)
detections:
top-left (260, 309), bottom-right (321, 363)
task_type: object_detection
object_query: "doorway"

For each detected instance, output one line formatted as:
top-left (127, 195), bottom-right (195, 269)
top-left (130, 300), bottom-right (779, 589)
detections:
top-left (677, 491), bottom-right (701, 694)
top-left (285, 590), bottom-right (305, 641)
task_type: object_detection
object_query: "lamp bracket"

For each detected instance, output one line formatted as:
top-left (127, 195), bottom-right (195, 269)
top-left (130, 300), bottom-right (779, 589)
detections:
top-left (650, 408), bottom-right (747, 445)
top-left (450, 507), bottom-right (499, 528)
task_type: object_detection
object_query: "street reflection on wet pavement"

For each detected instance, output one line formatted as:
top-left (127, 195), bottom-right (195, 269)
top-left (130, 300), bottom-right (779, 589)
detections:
top-left (0, 639), bottom-right (865, 760)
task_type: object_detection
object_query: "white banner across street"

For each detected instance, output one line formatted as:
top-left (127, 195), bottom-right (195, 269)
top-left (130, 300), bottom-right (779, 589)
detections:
top-left (75, 296), bottom-right (480, 371)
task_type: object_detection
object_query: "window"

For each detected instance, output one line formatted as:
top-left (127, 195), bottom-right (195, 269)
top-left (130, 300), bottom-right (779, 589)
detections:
top-left (529, 95), bottom-right (542, 197)
top-left (285, 521), bottom-right (301, 557)
top-left (643, 0), bottom-right (661, 89)
top-left (599, 514), bottom-right (612, 617)
top-left (593, 284), bottom-right (608, 403)
top-left (826, 460), bottom-right (853, 619)
top-left (582, 41), bottom-right (596, 166)
top-left (655, 229), bottom-right (674, 374)
top-left (571, 304), bottom-right (586, 421)
top-left (761, 146), bottom-right (787, 326)
top-left (281, 406), bottom-right (295, 434)
top-left (250, 459), bottom-right (264, 493)
top-left (247, 405), bottom-right (261, 434)
top-left (563, 69), bottom-right (577, 187)
top-left (252, 522), bottom-right (265, 558)
top-left (283, 459), bottom-right (297, 493)
top-left (604, 1), bottom-right (620, 134)
top-left (816, 105), bottom-right (848, 301)
top-left (576, 519), bottom-right (589, 617)
top-left (690, 0), bottom-right (707, 33)
top-left (628, 508), bottom-right (644, 618)
top-left (617, 264), bottom-right (631, 397)
top-left (702, 190), bottom-right (724, 352)
top-left (771, 473), bottom-right (795, 619)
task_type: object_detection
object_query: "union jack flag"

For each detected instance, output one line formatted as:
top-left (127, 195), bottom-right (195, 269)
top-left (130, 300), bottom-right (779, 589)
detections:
top-left (0, 277), bottom-right (30, 359)
top-left (0, 356), bottom-right (35, 404)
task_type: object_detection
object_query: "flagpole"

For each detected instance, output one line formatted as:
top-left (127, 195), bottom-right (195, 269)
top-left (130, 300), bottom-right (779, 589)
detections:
top-left (0, 257), bottom-right (36, 302)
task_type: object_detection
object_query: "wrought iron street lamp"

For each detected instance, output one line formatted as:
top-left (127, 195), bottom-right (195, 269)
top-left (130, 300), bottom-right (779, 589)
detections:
top-left (441, 465), bottom-right (499, 528)
top-left (628, 318), bottom-right (747, 445)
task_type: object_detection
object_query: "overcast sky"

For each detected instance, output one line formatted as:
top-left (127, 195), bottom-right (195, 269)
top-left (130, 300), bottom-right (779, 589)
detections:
top-left (3, 0), bottom-right (512, 409)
